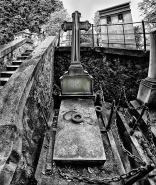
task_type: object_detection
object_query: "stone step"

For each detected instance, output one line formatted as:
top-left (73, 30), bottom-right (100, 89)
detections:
top-left (21, 53), bottom-right (30, 57)
top-left (12, 60), bottom-right (23, 65)
top-left (0, 77), bottom-right (9, 86)
top-left (1, 71), bottom-right (14, 78)
top-left (17, 56), bottom-right (27, 60)
top-left (6, 65), bottom-right (19, 71)
top-left (25, 49), bottom-right (33, 54)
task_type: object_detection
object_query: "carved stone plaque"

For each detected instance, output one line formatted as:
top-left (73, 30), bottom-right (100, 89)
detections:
top-left (61, 75), bottom-right (93, 95)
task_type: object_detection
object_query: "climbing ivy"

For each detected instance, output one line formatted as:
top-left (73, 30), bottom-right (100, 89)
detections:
top-left (54, 51), bottom-right (149, 104)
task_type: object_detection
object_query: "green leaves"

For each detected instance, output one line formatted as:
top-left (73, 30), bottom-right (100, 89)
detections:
top-left (0, 0), bottom-right (64, 45)
top-left (43, 8), bottom-right (71, 36)
top-left (138, 0), bottom-right (156, 24)
top-left (54, 51), bottom-right (149, 104)
top-left (93, 11), bottom-right (101, 34)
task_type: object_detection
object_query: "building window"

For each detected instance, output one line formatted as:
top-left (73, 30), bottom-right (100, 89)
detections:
top-left (106, 16), bottom-right (111, 24)
top-left (118, 14), bottom-right (123, 22)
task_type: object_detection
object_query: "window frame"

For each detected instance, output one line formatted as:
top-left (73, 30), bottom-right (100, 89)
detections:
top-left (106, 16), bottom-right (111, 24)
top-left (118, 13), bottom-right (124, 23)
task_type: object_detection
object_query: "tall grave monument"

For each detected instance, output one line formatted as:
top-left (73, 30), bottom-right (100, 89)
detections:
top-left (137, 28), bottom-right (156, 108)
top-left (53, 11), bottom-right (106, 164)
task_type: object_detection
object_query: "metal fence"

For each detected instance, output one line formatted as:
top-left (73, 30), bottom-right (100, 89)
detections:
top-left (57, 21), bottom-right (155, 51)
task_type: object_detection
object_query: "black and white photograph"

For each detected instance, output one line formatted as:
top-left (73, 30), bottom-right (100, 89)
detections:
top-left (0, 0), bottom-right (156, 184)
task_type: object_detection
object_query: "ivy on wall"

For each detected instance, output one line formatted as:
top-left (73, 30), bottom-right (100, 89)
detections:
top-left (54, 51), bottom-right (149, 104)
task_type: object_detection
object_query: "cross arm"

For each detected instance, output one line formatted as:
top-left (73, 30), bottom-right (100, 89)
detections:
top-left (61, 21), bottom-right (91, 32)
top-left (61, 21), bottom-right (72, 32)
top-left (79, 21), bottom-right (91, 31)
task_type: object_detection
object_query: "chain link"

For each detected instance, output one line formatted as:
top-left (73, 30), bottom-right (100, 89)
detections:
top-left (145, 107), bottom-right (156, 156)
top-left (99, 85), bottom-right (146, 166)
top-left (99, 85), bottom-right (112, 109)
top-left (122, 87), bottom-right (145, 111)
top-left (113, 110), bottom-right (146, 166)
top-left (117, 87), bottom-right (156, 165)
top-left (57, 166), bottom-right (144, 184)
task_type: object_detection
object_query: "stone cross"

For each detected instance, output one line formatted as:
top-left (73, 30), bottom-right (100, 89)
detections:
top-left (61, 11), bottom-right (91, 74)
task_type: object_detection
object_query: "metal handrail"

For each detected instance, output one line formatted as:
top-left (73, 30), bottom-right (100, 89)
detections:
top-left (58, 21), bottom-right (154, 51)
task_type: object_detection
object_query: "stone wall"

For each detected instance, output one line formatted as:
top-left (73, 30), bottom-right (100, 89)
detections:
top-left (0, 38), bottom-right (33, 72)
top-left (0, 36), bottom-right (57, 185)
top-left (54, 49), bottom-right (149, 104)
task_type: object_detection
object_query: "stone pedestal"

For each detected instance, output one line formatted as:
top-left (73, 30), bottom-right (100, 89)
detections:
top-left (68, 62), bottom-right (83, 75)
top-left (137, 28), bottom-right (156, 108)
top-left (60, 71), bottom-right (93, 96)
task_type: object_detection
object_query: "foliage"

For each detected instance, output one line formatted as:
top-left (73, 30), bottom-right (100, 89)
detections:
top-left (0, 0), bottom-right (64, 45)
top-left (80, 29), bottom-right (92, 43)
top-left (93, 11), bottom-right (101, 34)
top-left (138, 0), bottom-right (156, 27)
top-left (134, 25), bottom-right (142, 49)
top-left (55, 51), bottom-right (149, 104)
top-left (42, 8), bottom-right (71, 36)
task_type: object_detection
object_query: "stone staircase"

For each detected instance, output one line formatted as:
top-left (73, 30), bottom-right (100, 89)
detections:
top-left (0, 49), bottom-right (33, 89)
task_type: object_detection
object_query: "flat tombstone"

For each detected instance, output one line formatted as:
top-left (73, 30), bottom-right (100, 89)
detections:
top-left (53, 99), bottom-right (106, 164)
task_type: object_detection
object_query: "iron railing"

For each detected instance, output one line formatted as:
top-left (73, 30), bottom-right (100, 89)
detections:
top-left (57, 21), bottom-right (156, 51)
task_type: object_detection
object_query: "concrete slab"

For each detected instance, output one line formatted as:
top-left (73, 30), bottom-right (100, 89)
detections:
top-left (53, 99), bottom-right (106, 164)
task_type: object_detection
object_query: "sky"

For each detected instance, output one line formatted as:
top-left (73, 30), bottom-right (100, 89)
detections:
top-left (62, 0), bottom-right (144, 23)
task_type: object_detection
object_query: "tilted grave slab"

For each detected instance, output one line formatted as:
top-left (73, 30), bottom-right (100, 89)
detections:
top-left (53, 99), bottom-right (106, 164)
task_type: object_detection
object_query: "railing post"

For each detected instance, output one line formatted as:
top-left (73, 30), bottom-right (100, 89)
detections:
top-left (106, 25), bottom-right (109, 47)
top-left (124, 164), bottom-right (155, 185)
top-left (57, 30), bottom-right (60, 47)
top-left (70, 30), bottom-right (72, 46)
top-left (130, 104), bottom-right (147, 136)
top-left (142, 20), bottom-right (146, 51)
top-left (122, 24), bottom-right (126, 48)
top-left (97, 34), bottom-right (99, 46)
top-left (106, 100), bottom-right (115, 130)
top-left (92, 24), bottom-right (94, 48)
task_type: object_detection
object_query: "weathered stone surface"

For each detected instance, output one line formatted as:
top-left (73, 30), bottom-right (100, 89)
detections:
top-left (61, 75), bottom-right (93, 95)
top-left (0, 38), bottom-right (33, 72)
top-left (137, 28), bottom-right (156, 108)
top-left (55, 45), bottom-right (150, 57)
top-left (0, 36), bottom-right (57, 185)
top-left (53, 99), bottom-right (106, 164)
top-left (0, 38), bottom-right (27, 58)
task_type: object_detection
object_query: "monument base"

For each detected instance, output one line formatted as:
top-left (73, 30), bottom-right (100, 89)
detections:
top-left (69, 62), bottom-right (83, 75)
top-left (137, 77), bottom-right (156, 108)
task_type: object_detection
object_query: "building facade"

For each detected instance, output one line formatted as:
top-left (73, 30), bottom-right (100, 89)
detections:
top-left (99, 2), bottom-right (136, 49)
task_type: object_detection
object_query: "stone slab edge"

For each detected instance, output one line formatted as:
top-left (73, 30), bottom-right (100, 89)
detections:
top-left (0, 36), bottom-right (57, 185)
top-left (0, 36), bottom-right (57, 129)
top-left (0, 38), bottom-right (33, 59)
top-left (56, 46), bottom-right (149, 57)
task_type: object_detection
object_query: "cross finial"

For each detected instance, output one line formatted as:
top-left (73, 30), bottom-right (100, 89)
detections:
top-left (61, 11), bottom-right (91, 74)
